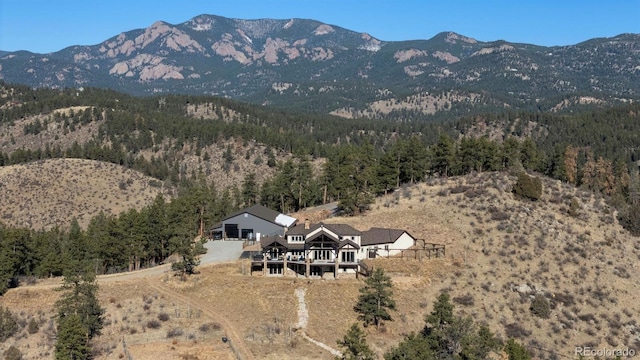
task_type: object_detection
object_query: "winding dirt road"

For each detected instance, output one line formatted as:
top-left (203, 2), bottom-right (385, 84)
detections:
top-left (145, 278), bottom-right (254, 360)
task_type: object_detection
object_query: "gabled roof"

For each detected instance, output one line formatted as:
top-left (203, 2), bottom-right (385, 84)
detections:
top-left (259, 235), bottom-right (288, 248)
top-left (285, 223), bottom-right (312, 236)
top-left (286, 222), bottom-right (361, 237)
top-left (361, 227), bottom-right (411, 246)
top-left (211, 204), bottom-right (297, 230)
top-left (322, 223), bottom-right (361, 236)
top-left (305, 229), bottom-right (339, 243)
top-left (260, 235), bottom-right (305, 251)
top-left (338, 239), bottom-right (360, 249)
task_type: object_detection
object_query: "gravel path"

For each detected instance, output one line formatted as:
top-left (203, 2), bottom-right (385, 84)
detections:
top-left (295, 288), bottom-right (309, 329)
top-left (99, 240), bottom-right (244, 282)
top-left (294, 287), bottom-right (342, 357)
top-left (22, 240), bottom-right (246, 288)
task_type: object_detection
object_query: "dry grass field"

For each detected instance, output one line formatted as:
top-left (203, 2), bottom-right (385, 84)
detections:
top-left (1, 171), bottom-right (639, 359)
top-left (0, 158), bottom-right (172, 230)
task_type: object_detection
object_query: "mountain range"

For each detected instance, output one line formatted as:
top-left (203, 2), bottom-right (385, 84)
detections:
top-left (1, 14), bottom-right (639, 118)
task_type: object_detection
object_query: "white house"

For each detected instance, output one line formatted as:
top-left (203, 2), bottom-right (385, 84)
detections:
top-left (253, 219), bottom-right (417, 278)
top-left (361, 227), bottom-right (416, 258)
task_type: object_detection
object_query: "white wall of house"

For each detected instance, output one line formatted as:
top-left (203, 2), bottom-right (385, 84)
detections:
top-left (339, 235), bottom-right (361, 247)
top-left (362, 232), bottom-right (415, 258)
top-left (357, 247), bottom-right (369, 261)
top-left (391, 233), bottom-right (415, 254)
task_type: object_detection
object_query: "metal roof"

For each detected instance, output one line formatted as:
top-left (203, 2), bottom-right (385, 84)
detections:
top-left (210, 204), bottom-right (297, 230)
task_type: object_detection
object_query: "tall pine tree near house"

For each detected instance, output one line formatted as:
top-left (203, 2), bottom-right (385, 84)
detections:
top-left (385, 291), bottom-right (501, 359)
top-left (55, 271), bottom-right (104, 341)
top-left (354, 268), bottom-right (395, 330)
top-left (241, 172), bottom-right (259, 207)
top-left (335, 323), bottom-right (376, 360)
top-left (54, 269), bottom-right (103, 360)
top-left (55, 314), bottom-right (91, 360)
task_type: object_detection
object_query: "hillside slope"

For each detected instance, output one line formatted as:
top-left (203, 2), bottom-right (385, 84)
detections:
top-left (324, 172), bottom-right (639, 357)
top-left (1, 171), bottom-right (638, 359)
top-left (0, 158), bottom-right (172, 230)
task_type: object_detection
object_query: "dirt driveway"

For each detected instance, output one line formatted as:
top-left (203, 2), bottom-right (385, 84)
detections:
top-left (21, 240), bottom-right (245, 288)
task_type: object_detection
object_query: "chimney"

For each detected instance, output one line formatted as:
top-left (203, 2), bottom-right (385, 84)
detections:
top-left (304, 219), bottom-right (310, 230)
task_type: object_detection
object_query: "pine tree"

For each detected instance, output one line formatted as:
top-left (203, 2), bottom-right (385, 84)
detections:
top-left (504, 338), bottom-right (531, 360)
top-left (241, 172), bottom-right (259, 207)
top-left (423, 292), bottom-right (464, 357)
top-left (384, 333), bottom-right (434, 360)
top-left (55, 271), bottom-right (104, 340)
top-left (564, 145), bottom-right (579, 184)
top-left (0, 306), bottom-right (18, 341)
top-left (398, 136), bottom-right (429, 184)
top-left (354, 268), bottom-right (395, 330)
top-left (377, 145), bottom-right (401, 194)
top-left (335, 323), bottom-right (377, 360)
top-left (424, 292), bottom-right (454, 331)
top-left (385, 290), bottom-right (501, 360)
top-left (55, 314), bottom-right (91, 360)
top-left (469, 325), bottom-right (502, 359)
top-left (501, 137), bottom-right (522, 170)
top-left (432, 134), bottom-right (455, 177)
top-left (520, 138), bottom-right (542, 171)
top-left (0, 242), bottom-right (16, 295)
top-left (223, 144), bottom-right (234, 173)
top-left (171, 245), bottom-right (201, 276)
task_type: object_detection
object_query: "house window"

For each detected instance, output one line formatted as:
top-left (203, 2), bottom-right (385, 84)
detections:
top-left (241, 229), bottom-right (254, 239)
top-left (289, 235), bottom-right (304, 242)
top-left (268, 264), bottom-right (283, 274)
top-left (341, 251), bottom-right (355, 263)
top-left (268, 249), bottom-right (283, 260)
top-left (313, 249), bottom-right (332, 261)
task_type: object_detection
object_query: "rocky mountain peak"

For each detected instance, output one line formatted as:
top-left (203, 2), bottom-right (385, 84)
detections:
top-left (0, 14), bottom-right (638, 117)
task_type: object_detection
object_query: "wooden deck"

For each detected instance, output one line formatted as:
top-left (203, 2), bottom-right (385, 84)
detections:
top-left (369, 239), bottom-right (445, 260)
top-left (246, 238), bottom-right (446, 278)
top-left (250, 254), bottom-right (360, 277)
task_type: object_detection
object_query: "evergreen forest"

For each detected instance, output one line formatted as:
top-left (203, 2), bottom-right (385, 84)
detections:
top-left (1, 81), bottom-right (639, 295)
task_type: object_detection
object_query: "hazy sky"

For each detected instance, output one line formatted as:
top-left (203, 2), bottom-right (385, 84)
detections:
top-left (1, 0), bottom-right (639, 53)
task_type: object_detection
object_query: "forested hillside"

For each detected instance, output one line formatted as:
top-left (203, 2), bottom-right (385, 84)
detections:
top-left (1, 81), bottom-right (640, 296)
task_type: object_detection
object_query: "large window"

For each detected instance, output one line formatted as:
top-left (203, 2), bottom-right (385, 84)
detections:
top-left (268, 249), bottom-right (283, 260)
top-left (313, 249), bottom-right (332, 261)
top-left (341, 251), bottom-right (355, 263)
top-left (289, 235), bottom-right (304, 242)
top-left (268, 264), bottom-right (283, 274)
